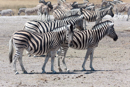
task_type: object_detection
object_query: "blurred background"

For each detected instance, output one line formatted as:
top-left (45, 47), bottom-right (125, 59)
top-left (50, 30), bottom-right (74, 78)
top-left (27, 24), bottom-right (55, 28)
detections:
top-left (0, 0), bottom-right (130, 15)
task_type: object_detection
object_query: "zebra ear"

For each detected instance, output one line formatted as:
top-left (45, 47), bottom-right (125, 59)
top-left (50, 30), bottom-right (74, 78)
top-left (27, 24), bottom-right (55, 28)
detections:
top-left (67, 24), bottom-right (71, 29)
top-left (109, 23), bottom-right (114, 27)
top-left (79, 14), bottom-right (84, 19)
top-left (109, 2), bottom-right (115, 6)
top-left (70, 24), bottom-right (74, 32)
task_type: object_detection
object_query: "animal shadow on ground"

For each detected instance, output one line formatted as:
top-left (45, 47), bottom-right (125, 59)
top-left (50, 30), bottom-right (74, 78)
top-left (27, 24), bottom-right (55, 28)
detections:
top-left (21, 69), bottom-right (123, 75)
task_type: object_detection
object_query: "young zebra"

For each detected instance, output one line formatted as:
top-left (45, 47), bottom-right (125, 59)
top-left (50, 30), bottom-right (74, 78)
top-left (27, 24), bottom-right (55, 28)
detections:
top-left (57, 20), bottom-right (118, 72)
top-left (82, 5), bottom-right (114, 24)
top-left (9, 24), bottom-right (74, 74)
top-left (23, 15), bottom-right (84, 33)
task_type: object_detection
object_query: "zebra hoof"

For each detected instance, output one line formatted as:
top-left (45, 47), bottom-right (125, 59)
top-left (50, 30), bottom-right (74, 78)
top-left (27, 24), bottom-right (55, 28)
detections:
top-left (67, 69), bottom-right (70, 72)
top-left (23, 70), bottom-right (28, 74)
top-left (15, 72), bottom-right (19, 75)
top-left (42, 70), bottom-right (46, 74)
top-left (52, 70), bottom-right (56, 74)
top-left (58, 68), bottom-right (62, 72)
top-left (91, 68), bottom-right (95, 71)
top-left (82, 68), bottom-right (87, 71)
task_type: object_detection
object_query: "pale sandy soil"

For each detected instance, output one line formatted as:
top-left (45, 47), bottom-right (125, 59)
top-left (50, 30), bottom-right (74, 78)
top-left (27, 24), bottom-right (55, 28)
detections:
top-left (0, 15), bottom-right (130, 87)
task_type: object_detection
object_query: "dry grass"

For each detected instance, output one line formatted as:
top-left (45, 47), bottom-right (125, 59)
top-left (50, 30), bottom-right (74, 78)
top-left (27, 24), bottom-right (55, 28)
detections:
top-left (0, 0), bottom-right (130, 15)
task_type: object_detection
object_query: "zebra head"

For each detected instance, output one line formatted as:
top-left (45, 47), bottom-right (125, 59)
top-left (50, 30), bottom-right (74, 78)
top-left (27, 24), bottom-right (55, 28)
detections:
top-left (75, 15), bottom-right (84, 30)
top-left (107, 5), bottom-right (114, 17)
top-left (107, 22), bottom-right (118, 41)
top-left (46, 1), bottom-right (53, 10)
top-left (65, 24), bottom-right (74, 47)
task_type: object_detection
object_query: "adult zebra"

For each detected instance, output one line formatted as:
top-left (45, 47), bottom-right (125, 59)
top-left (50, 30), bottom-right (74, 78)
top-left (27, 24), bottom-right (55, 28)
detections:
top-left (53, 8), bottom-right (81, 20)
top-left (57, 20), bottom-right (118, 72)
top-left (82, 5), bottom-right (114, 24)
top-left (23, 15), bottom-right (84, 57)
top-left (9, 24), bottom-right (74, 74)
top-left (23, 15), bottom-right (84, 33)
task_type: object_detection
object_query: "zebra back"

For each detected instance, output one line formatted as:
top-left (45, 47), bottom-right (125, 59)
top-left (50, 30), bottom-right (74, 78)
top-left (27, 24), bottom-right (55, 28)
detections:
top-left (64, 20), bottom-right (117, 49)
top-left (82, 5), bottom-right (114, 22)
top-left (53, 8), bottom-right (81, 20)
top-left (23, 15), bottom-right (84, 33)
top-left (13, 24), bottom-right (73, 56)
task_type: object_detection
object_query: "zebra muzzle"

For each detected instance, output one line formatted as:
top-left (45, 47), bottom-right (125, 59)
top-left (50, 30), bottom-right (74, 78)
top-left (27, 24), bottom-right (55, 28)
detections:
top-left (113, 35), bottom-right (118, 41)
top-left (68, 41), bottom-right (73, 47)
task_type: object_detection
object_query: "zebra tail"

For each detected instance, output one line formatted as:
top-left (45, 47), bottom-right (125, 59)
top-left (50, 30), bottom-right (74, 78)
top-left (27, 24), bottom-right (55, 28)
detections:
top-left (9, 37), bottom-right (14, 63)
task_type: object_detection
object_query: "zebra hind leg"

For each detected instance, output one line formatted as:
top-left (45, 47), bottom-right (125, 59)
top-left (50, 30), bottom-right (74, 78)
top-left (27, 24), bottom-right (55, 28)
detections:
top-left (58, 56), bottom-right (63, 72)
top-left (42, 54), bottom-right (50, 73)
top-left (18, 49), bottom-right (27, 74)
top-left (13, 49), bottom-right (24, 74)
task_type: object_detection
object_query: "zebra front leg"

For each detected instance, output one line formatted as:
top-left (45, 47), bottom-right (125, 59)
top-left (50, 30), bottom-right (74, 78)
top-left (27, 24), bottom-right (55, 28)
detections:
top-left (82, 48), bottom-right (92, 71)
top-left (58, 56), bottom-right (63, 72)
top-left (51, 51), bottom-right (57, 74)
top-left (42, 54), bottom-right (50, 73)
top-left (89, 49), bottom-right (95, 71)
top-left (126, 15), bottom-right (129, 21)
top-left (57, 49), bottom-right (63, 72)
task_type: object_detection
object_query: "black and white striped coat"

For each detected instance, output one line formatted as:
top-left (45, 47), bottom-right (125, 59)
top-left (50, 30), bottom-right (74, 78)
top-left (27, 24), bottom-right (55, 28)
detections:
top-left (23, 15), bottom-right (84, 33)
top-left (82, 5), bottom-right (114, 24)
top-left (57, 20), bottom-right (118, 72)
top-left (9, 24), bottom-right (74, 74)
top-left (53, 8), bottom-right (81, 20)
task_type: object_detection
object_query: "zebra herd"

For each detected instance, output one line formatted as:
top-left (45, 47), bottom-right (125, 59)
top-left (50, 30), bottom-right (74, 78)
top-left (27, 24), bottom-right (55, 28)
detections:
top-left (8, 0), bottom-right (120, 74)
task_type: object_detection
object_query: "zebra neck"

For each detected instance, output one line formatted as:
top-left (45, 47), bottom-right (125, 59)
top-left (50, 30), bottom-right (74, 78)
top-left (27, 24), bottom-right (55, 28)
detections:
top-left (99, 10), bottom-right (108, 18)
top-left (92, 26), bottom-right (108, 41)
top-left (58, 31), bottom-right (66, 44)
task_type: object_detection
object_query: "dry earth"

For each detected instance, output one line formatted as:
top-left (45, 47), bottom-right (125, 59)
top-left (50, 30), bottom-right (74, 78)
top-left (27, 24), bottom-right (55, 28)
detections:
top-left (0, 15), bottom-right (130, 87)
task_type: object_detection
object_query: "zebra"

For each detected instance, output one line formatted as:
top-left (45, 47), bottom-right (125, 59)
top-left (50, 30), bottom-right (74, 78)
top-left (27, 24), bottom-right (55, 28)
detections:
top-left (0, 9), bottom-right (14, 16)
top-left (24, 7), bottom-right (39, 15)
top-left (37, 3), bottom-right (51, 21)
top-left (57, 0), bottom-right (66, 5)
top-left (23, 15), bottom-right (84, 33)
top-left (9, 24), bottom-right (74, 74)
top-left (53, 8), bottom-right (81, 20)
top-left (39, 0), bottom-right (53, 9)
top-left (23, 15), bottom-right (84, 57)
top-left (112, 3), bottom-right (126, 18)
top-left (71, 2), bottom-right (88, 9)
top-left (82, 5), bottom-right (114, 24)
top-left (57, 20), bottom-right (118, 72)
top-left (85, 5), bottom-right (95, 11)
top-left (18, 8), bottom-right (26, 15)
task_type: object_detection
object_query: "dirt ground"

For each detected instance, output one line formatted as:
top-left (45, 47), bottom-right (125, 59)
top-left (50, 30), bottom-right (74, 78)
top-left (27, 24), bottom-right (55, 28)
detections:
top-left (0, 15), bottom-right (130, 87)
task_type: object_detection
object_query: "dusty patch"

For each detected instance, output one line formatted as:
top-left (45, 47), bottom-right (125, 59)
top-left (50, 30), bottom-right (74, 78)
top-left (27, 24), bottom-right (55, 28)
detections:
top-left (0, 15), bottom-right (130, 87)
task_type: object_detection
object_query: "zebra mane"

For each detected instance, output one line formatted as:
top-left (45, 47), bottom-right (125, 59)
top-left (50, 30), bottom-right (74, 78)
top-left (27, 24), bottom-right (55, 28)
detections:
top-left (92, 20), bottom-right (112, 30)
top-left (52, 25), bottom-right (71, 32)
top-left (99, 5), bottom-right (112, 11)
